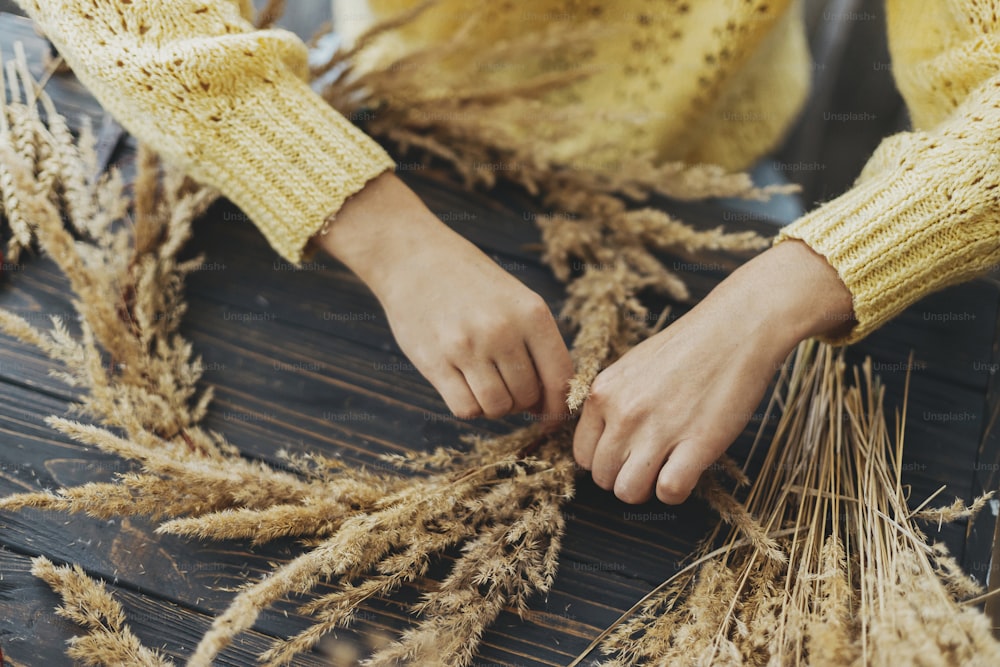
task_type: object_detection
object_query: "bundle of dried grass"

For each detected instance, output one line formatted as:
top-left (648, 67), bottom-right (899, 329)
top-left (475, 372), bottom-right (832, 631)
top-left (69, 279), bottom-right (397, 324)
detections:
top-left (0, 39), bottom-right (757, 667)
top-left (1, 18), bottom-right (590, 663)
top-left (574, 341), bottom-right (1000, 666)
top-left (335, 14), bottom-right (999, 663)
top-left (30, 557), bottom-right (172, 667)
top-left (4, 3), bottom-right (993, 666)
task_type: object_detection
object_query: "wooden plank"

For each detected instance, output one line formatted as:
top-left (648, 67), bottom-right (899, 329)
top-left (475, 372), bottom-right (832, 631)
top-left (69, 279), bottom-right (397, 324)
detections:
top-left (0, 351), bottom-right (715, 580)
top-left (0, 334), bottom-right (981, 664)
top-left (3, 7), bottom-right (1000, 663)
top-left (3, 240), bottom-right (978, 555)
top-left (0, 538), bottom-right (646, 667)
top-left (51, 262), bottom-right (1000, 542)
top-left (0, 546), bottom-right (335, 667)
top-left (967, 300), bottom-right (1000, 605)
top-left (0, 177), bottom-right (990, 665)
top-left (0, 329), bottom-right (715, 665)
top-left (0, 240), bottom-right (765, 662)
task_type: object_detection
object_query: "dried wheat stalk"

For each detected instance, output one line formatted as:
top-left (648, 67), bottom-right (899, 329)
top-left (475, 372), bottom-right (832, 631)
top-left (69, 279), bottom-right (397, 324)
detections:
top-left (5, 3), bottom-right (991, 666)
top-left (0, 42), bottom-right (583, 663)
top-left (31, 557), bottom-right (173, 667)
top-left (579, 341), bottom-right (1000, 666)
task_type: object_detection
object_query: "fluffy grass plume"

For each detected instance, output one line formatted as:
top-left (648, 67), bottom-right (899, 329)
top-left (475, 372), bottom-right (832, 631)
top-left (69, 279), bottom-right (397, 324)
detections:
top-left (575, 342), bottom-right (1000, 666)
top-left (3, 2), bottom-right (995, 666)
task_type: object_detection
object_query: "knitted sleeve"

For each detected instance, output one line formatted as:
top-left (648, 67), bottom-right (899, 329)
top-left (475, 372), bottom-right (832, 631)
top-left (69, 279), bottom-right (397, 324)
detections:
top-left (776, 3), bottom-right (1000, 345)
top-left (15, 0), bottom-right (395, 263)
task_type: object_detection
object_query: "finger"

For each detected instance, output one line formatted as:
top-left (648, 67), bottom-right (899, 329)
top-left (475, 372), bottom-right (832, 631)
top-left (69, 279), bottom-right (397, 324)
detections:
top-left (589, 426), bottom-right (629, 492)
top-left (614, 432), bottom-right (671, 505)
top-left (462, 362), bottom-right (515, 419)
top-left (493, 345), bottom-right (542, 413)
top-left (656, 439), bottom-right (717, 505)
top-left (430, 366), bottom-right (482, 420)
top-left (572, 399), bottom-right (604, 470)
top-left (525, 315), bottom-right (573, 422)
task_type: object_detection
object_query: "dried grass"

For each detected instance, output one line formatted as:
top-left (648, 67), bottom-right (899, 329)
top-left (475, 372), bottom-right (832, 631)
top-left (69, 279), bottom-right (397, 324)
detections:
top-left (577, 342), bottom-right (1000, 666)
top-left (31, 557), bottom-right (173, 667)
top-left (2, 3), bottom-right (995, 666)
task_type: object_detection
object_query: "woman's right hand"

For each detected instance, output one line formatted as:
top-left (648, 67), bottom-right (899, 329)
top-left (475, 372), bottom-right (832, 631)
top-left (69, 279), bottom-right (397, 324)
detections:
top-left (313, 172), bottom-right (574, 422)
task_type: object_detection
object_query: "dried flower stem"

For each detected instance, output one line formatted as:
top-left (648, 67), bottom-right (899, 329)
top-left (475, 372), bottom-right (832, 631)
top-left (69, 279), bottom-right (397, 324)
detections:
top-left (7, 9), bottom-right (991, 666)
top-left (582, 341), bottom-right (1000, 666)
top-left (31, 557), bottom-right (173, 667)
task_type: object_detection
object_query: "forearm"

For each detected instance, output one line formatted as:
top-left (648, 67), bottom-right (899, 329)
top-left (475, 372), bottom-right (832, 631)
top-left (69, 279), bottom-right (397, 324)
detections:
top-left (310, 171), bottom-right (477, 301)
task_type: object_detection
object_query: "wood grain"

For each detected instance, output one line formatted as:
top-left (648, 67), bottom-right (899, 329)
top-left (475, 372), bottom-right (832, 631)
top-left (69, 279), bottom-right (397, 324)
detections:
top-left (1, 10), bottom-right (998, 666)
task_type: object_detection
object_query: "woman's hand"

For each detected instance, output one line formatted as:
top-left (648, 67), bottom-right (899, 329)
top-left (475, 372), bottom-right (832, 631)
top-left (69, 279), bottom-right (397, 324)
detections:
top-left (314, 172), bottom-right (573, 421)
top-left (572, 240), bottom-right (855, 504)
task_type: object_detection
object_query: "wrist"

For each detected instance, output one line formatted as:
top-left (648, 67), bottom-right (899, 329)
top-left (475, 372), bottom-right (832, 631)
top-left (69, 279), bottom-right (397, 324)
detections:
top-left (713, 240), bottom-right (855, 350)
top-left (754, 240), bottom-right (856, 342)
top-left (311, 171), bottom-right (447, 297)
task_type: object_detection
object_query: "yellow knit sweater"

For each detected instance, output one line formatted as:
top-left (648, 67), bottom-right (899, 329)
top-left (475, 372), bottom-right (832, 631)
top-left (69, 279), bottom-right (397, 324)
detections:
top-left (12, 0), bottom-right (1000, 344)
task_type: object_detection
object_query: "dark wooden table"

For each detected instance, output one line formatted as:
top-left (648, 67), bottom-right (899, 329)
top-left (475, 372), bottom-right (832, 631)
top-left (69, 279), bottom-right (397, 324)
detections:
top-left (1, 12), bottom-right (998, 666)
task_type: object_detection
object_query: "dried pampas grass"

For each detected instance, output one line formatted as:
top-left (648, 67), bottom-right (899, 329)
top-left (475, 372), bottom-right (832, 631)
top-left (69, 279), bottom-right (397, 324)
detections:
top-left (575, 342), bottom-right (1000, 666)
top-left (1, 2), bottom-right (996, 666)
top-left (0, 31), bottom-right (580, 664)
top-left (31, 557), bottom-right (173, 667)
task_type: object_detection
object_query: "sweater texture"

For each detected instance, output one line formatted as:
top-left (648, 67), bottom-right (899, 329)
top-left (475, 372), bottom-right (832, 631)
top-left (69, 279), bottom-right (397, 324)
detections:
top-left (14, 0), bottom-right (1000, 344)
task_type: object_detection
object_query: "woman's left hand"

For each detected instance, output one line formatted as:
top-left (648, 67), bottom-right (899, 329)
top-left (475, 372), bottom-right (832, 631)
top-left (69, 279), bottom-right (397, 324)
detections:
top-left (572, 240), bottom-right (855, 504)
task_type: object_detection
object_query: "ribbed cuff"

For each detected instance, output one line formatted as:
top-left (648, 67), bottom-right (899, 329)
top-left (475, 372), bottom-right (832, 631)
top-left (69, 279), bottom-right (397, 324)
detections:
top-left (775, 160), bottom-right (999, 345)
top-left (197, 70), bottom-right (395, 263)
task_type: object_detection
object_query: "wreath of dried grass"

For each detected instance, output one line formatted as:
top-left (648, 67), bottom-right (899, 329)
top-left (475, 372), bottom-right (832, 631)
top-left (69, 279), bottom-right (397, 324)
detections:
top-left (1, 2), bottom-right (997, 665)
